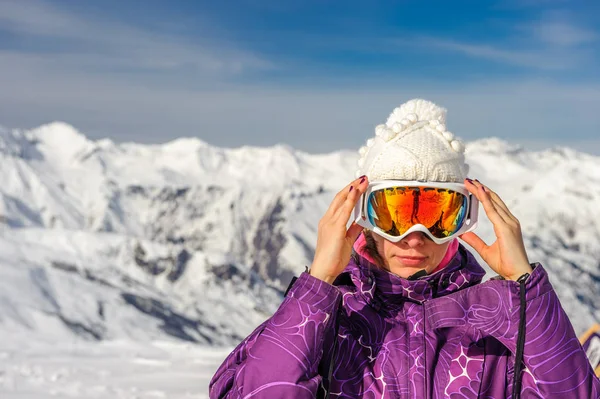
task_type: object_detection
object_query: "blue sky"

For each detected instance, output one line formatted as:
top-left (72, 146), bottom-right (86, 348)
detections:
top-left (1, 0), bottom-right (599, 154)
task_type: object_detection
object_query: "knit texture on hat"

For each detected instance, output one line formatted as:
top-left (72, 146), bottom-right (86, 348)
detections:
top-left (356, 99), bottom-right (469, 182)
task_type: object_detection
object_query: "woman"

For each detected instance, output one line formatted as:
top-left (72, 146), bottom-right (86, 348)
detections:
top-left (209, 99), bottom-right (600, 398)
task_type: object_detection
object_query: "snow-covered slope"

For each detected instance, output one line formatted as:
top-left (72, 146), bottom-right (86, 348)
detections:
top-left (0, 122), bottom-right (599, 351)
top-left (0, 329), bottom-right (226, 398)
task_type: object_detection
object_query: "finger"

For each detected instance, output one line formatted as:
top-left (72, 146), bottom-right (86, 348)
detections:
top-left (333, 177), bottom-right (369, 221)
top-left (485, 189), bottom-right (521, 225)
top-left (474, 180), bottom-right (522, 227)
top-left (346, 222), bottom-right (364, 243)
top-left (459, 232), bottom-right (489, 256)
top-left (473, 180), bottom-right (511, 214)
top-left (488, 192), bottom-right (510, 214)
top-left (324, 181), bottom-right (359, 219)
top-left (464, 178), bottom-right (487, 204)
top-left (489, 196), bottom-right (519, 228)
top-left (324, 176), bottom-right (368, 219)
top-left (467, 179), bottom-right (510, 223)
top-left (472, 183), bottom-right (508, 225)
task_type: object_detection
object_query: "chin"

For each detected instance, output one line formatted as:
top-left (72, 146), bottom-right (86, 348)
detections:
top-left (388, 261), bottom-right (430, 278)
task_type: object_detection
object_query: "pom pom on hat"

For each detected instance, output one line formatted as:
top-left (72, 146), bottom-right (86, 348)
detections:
top-left (356, 99), bottom-right (469, 182)
top-left (386, 98), bottom-right (447, 127)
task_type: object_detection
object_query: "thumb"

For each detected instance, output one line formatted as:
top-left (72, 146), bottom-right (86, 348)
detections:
top-left (346, 222), bottom-right (364, 243)
top-left (459, 232), bottom-right (488, 256)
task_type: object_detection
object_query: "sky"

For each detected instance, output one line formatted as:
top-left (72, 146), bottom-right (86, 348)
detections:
top-left (0, 0), bottom-right (599, 154)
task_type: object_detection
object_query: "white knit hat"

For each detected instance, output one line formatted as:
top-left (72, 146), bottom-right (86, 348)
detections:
top-left (356, 99), bottom-right (469, 182)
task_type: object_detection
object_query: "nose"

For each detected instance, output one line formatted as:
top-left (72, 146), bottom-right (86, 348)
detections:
top-left (400, 232), bottom-right (426, 247)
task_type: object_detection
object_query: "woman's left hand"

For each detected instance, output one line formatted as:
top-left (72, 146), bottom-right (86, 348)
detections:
top-left (460, 179), bottom-right (533, 281)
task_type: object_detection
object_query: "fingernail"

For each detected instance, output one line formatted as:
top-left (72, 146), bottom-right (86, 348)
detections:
top-left (360, 176), bottom-right (366, 184)
top-left (349, 186), bottom-right (354, 192)
top-left (466, 178), bottom-right (473, 183)
top-left (475, 179), bottom-right (481, 183)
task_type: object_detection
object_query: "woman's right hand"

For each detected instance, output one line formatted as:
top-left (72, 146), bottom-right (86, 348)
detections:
top-left (309, 175), bottom-right (369, 284)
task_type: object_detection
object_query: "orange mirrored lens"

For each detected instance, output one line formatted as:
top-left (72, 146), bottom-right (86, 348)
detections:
top-left (366, 186), bottom-right (468, 238)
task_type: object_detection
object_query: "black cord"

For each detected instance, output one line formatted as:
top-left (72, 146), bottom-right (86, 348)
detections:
top-left (283, 276), bottom-right (298, 297)
top-left (512, 273), bottom-right (530, 399)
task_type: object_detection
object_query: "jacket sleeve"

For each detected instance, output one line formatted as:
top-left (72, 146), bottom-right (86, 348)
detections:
top-left (476, 264), bottom-right (600, 398)
top-left (208, 272), bottom-right (342, 399)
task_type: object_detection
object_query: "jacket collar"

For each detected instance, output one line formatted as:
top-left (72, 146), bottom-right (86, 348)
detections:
top-left (340, 244), bottom-right (486, 308)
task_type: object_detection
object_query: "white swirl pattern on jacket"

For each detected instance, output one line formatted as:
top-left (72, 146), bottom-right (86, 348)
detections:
top-left (210, 246), bottom-right (600, 398)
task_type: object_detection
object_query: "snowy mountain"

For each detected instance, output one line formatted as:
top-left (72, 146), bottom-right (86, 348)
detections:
top-left (0, 122), bottom-right (599, 353)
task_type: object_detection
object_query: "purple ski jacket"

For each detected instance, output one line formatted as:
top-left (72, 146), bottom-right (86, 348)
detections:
top-left (210, 246), bottom-right (600, 398)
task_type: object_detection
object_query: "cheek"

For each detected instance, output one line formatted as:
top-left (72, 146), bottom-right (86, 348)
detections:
top-left (381, 240), bottom-right (395, 257)
top-left (428, 242), bottom-right (450, 262)
top-left (376, 239), bottom-right (395, 262)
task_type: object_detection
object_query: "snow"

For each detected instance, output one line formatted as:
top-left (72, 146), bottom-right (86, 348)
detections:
top-left (0, 330), bottom-right (228, 399)
top-left (1, 122), bottom-right (599, 396)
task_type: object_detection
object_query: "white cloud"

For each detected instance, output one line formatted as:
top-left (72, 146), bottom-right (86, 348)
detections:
top-left (528, 11), bottom-right (597, 47)
top-left (0, 0), bottom-right (274, 76)
top-left (0, 1), bottom-right (598, 155)
top-left (0, 0), bottom-right (74, 36)
top-left (1, 49), bottom-right (599, 155)
top-left (420, 38), bottom-right (574, 70)
top-left (409, 10), bottom-right (598, 70)
top-left (532, 21), bottom-right (597, 47)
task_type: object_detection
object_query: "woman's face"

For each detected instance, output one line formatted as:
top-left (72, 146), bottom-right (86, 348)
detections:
top-left (372, 232), bottom-right (451, 278)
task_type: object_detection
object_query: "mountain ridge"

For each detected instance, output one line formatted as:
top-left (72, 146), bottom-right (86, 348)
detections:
top-left (0, 122), bottom-right (599, 346)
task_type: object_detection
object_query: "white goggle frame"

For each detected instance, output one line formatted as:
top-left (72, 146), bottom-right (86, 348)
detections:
top-left (352, 180), bottom-right (479, 244)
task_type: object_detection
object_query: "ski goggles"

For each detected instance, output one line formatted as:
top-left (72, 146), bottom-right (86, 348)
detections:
top-left (353, 180), bottom-right (478, 244)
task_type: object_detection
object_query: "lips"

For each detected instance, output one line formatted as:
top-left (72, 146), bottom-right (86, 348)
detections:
top-left (394, 255), bottom-right (428, 266)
